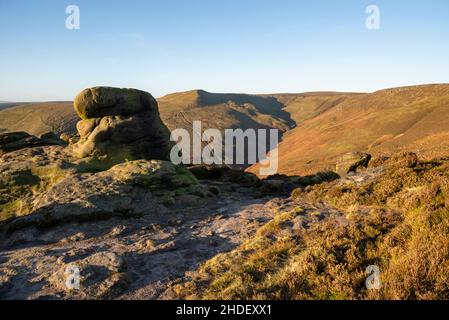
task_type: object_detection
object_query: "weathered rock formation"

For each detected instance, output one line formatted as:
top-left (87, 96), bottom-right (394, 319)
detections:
top-left (0, 88), bottom-right (207, 226)
top-left (335, 152), bottom-right (371, 176)
top-left (72, 87), bottom-right (172, 167)
top-left (0, 131), bottom-right (64, 156)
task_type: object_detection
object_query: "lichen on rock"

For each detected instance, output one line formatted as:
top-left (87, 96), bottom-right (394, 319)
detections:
top-left (0, 87), bottom-right (209, 227)
top-left (71, 87), bottom-right (172, 168)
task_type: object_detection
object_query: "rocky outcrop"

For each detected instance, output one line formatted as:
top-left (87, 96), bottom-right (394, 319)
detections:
top-left (72, 87), bottom-right (172, 168)
top-left (0, 88), bottom-right (211, 227)
top-left (1, 159), bottom-right (207, 229)
top-left (0, 146), bottom-right (76, 222)
top-left (0, 131), bottom-right (64, 156)
top-left (335, 152), bottom-right (371, 176)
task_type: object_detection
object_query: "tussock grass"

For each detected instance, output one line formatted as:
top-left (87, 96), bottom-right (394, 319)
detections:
top-left (174, 152), bottom-right (449, 300)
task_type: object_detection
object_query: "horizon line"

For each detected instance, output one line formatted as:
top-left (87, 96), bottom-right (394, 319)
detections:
top-left (1, 82), bottom-right (448, 103)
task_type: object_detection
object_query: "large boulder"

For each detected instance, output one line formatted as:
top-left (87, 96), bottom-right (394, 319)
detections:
top-left (74, 87), bottom-right (157, 119)
top-left (336, 152), bottom-right (371, 176)
top-left (71, 87), bottom-right (172, 168)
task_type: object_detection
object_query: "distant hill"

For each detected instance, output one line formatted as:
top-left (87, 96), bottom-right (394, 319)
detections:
top-left (2, 85), bottom-right (449, 175)
top-left (0, 102), bottom-right (30, 112)
top-left (157, 90), bottom-right (298, 167)
top-left (0, 102), bottom-right (77, 135)
top-left (0, 92), bottom-right (296, 166)
top-left (266, 92), bottom-right (364, 124)
top-left (158, 89), bottom-right (294, 134)
top-left (0, 90), bottom-right (297, 136)
top-left (249, 84), bottom-right (449, 175)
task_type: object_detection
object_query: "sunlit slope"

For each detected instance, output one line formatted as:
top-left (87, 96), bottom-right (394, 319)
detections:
top-left (249, 84), bottom-right (449, 175)
top-left (0, 102), bottom-right (77, 135)
top-left (267, 92), bottom-right (363, 124)
top-left (158, 89), bottom-right (295, 133)
top-left (3, 85), bottom-right (448, 175)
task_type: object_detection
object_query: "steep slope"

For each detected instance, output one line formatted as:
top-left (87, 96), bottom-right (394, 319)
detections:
top-left (249, 84), bottom-right (449, 176)
top-left (158, 89), bottom-right (294, 133)
top-left (266, 92), bottom-right (363, 124)
top-left (158, 90), bottom-right (296, 166)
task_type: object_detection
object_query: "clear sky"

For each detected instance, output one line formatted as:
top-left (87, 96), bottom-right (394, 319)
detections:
top-left (0, 0), bottom-right (448, 101)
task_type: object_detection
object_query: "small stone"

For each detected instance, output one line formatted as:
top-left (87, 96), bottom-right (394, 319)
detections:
top-left (151, 240), bottom-right (177, 254)
top-left (61, 232), bottom-right (86, 244)
top-left (109, 225), bottom-right (127, 237)
top-left (336, 152), bottom-right (372, 176)
top-left (145, 240), bottom-right (155, 249)
top-left (136, 239), bottom-right (155, 250)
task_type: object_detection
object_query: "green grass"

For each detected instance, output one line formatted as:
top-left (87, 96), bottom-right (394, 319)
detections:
top-left (0, 199), bottom-right (22, 221)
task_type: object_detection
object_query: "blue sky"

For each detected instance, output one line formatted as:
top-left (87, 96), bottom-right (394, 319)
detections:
top-left (0, 0), bottom-right (448, 101)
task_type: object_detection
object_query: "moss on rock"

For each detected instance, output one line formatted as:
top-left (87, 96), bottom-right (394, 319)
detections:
top-left (74, 87), bottom-right (158, 119)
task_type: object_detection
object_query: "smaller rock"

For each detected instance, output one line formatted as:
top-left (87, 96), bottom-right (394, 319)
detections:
top-left (0, 132), bottom-right (49, 155)
top-left (40, 132), bottom-right (66, 146)
top-left (260, 179), bottom-right (291, 195)
top-left (188, 165), bottom-right (231, 180)
top-left (59, 132), bottom-right (80, 145)
top-left (336, 152), bottom-right (372, 176)
top-left (145, 239), bottom-right (155, 249)
top-left (151, 240), bottom-right (177, 254)
top-left (222, 169), bottom-right (260, 187)
top-left (108, 225), bottom-right (127, 237)
top-left (60, 232), bottom-right (86, 244)
top-left (136, 239), bottom-right (156, 251)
